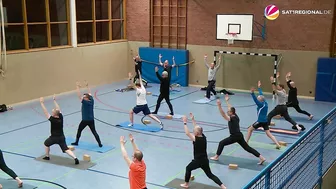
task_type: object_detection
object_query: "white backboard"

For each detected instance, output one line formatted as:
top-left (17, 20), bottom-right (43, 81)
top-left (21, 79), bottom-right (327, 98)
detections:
top-left (216, 14), bottom-right (253, 41)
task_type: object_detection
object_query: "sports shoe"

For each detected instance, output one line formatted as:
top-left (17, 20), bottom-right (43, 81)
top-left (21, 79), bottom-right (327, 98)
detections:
top-left (128, 123), bottom-right (133, 127)
top-left (160, 122), bottom-right (164, 130)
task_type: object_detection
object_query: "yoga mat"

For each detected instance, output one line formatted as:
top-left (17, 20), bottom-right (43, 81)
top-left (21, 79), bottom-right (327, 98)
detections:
top-left (117, 122), bottom-right (161, 132)
top-left (165, 178), bottom-right (219, 189)
top-left (255, 127), bottom-right (304, 136)
top-left (208, 154), bottom-right (268, 171)
top-left (35, 155), bottom-right (96, 170)
top-left (155, 112), bottom-right (183, 119)
top-left (193, 96), bottom-right (216, 104)
top-left (115, 85), bottom-right (152, 92)
top-left (0, 178), bottom-right (36, 189)
top-left (65, 137), bottom-right (115, 153)
top-left (152, 91), bottom-right (178, 97)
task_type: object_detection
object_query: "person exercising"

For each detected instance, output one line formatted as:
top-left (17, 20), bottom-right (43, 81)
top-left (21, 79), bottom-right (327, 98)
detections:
top-left (128, 71), bottom-right (164, 129)
top-left (267, 76), bottom-right (305, 131)
top-left (246, 81), bottom-right (281, 149)
top-left (210, 95), bottom-right (266, 165)
top-left (71, 81), bottom-right (102, 147)
top-left (0, 149), bottom-right (23, 188)
top-left (40, 95), bottom-right (79, 164)
top-left (180, 113), bottom-right (227, 189)
top-left (152, 67), bottom-right (174, 115)
top-left (159, 54), bottom-right (176, 84)
top-left (120, 134), bottom-right (147, 189)
top-left (285, 72), bottom-right (313, 120)
top-left (133, 54), bottom-right (147, 86)
top-left (204, 54), bottom-right (221, 100)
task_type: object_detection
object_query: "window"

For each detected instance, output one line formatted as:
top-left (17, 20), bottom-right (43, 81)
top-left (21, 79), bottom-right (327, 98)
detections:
top-left (76, 0), bottom-right (125, 44)
top-left (2, 0), bottom-right (70, 51)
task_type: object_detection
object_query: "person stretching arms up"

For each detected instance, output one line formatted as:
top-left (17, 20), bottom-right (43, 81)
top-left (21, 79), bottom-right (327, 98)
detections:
top-left (246, 81), bottom-right (281, 149)
top-left (159, 54), bottom-right (176, 84)
top-left (180, 113), bottom-right (227, 189)
top-left (40, 95), bottom-right (79, 164)
top-left (211, 95), bottom-right (266, 165)
top-left (285, 72), bottom-right (313, 120)
top-left (204, 54), bottom-right (221, 100)
top-left (120, 134), bottom-right (147, 189)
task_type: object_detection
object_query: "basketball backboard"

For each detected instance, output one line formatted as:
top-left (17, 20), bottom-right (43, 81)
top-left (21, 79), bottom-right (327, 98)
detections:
top-left (216, 14), bottom-right (253, 41)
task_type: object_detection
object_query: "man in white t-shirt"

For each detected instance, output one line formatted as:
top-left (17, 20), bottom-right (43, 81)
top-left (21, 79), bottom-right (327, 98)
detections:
top-left (128, 71), bottom-right (164, 130)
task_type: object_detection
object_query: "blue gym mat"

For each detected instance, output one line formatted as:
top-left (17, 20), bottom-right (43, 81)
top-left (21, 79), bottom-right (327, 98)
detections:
top-left (193, 96), bottom-right (216, 104)
top-left (117, 121), bottom-right (162, 132)
top-left (65, 137), bottom-right (115, 153)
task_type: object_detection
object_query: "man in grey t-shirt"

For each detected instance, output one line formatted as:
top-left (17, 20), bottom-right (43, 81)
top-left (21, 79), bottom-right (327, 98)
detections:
top-left (204, 55), bottom-right (221, 99)
top-left (266, 76), bottom-right (305, 132)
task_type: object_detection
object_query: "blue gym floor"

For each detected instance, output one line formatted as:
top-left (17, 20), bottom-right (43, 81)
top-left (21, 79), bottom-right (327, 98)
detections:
top-left (0, 80), bottom-right (335, 189)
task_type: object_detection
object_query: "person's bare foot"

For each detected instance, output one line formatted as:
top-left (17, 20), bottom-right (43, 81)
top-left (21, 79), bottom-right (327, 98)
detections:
top-left (276, 145), bottom-right (281, 150)
top-left (258, 156), bottom-right (266, 165)
top-left (16, 177), bottom-right (23, 188)
top-left (220, 184), bottom-right (227, 189)
top-left (210, 155), bottom-right (219, 161)
top-left (180, 183), bottom-right (189, 188)
top-left (0, 184), bottom-right (2, 189)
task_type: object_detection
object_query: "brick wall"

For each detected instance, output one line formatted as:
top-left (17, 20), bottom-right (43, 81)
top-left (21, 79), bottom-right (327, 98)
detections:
top-left (127, 0), bottom-right (335, 51)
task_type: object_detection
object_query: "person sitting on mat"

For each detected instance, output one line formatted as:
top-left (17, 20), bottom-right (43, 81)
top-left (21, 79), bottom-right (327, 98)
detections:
top-left (0, 149), bottom-right (23, 188)
top-left (210, 94), bottom-right (266, 165)
top-left (159, 54), bottom-right (176, 84)
top-left (40, 95), bottom-right (79, 164)
top-left (246, 81), bottom-right (281, 149)
top-left (128, 71), bottom-right (164, 129)
top-left (180, 113), bottom-right (227, 189)
top-left (120, 134), bottom-right (147, 189)
top-left (267, 76), bottom-right (305, 132)
top-left (71, 81), bottom-right (103, 147)
top-left (133, 54), bottom-right (148, 86)
top-left (285, 72), bottom-right (314, 121)
top-left (204, 54), bottom-right (221, 100)
top-left (152, 66), bottom-right (174, 115)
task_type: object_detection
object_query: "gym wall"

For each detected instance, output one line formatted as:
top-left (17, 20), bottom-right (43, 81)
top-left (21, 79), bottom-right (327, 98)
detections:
top-left (127, 0), bottom-right (334, 97)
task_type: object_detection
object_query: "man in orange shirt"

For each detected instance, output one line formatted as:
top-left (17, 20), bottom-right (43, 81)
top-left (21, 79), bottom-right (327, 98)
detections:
top-left (120, 134), bottom-right (147, 189)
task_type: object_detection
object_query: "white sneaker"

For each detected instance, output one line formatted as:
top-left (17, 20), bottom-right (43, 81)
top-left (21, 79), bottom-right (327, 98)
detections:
top-left (128, 123), bottom-right (133, 127)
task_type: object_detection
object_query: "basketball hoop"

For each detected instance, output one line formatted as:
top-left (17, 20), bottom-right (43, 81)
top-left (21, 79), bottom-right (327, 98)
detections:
top-left (226, 33), bottom-right (237, 45)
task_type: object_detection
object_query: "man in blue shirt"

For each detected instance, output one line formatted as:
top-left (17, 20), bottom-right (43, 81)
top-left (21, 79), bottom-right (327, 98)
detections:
top-left (246, 81), bottom-right (281, 149)
top-left (71, 81), bottom-right (102, 147)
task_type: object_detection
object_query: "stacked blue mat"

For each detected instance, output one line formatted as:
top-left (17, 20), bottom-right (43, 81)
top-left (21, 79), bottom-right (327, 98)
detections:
top-left (315, 57), bottom-right (336, 102)
top-left (139, 47), bottom-right (189, 87)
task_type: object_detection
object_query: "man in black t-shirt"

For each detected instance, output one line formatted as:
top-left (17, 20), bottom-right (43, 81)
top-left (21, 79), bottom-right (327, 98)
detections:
top-left (180, 113), bottom-right (227, 189)
top-left (40, 95), bottom-right (79, 164)
top-left (152, 66), bottom-right (174, 115)
top-left (210, 95), bottom-right (266, 165)
top-left (285, 72), bottom-right (313, 121)
top-left (159, 54), bottom-right (176, 85)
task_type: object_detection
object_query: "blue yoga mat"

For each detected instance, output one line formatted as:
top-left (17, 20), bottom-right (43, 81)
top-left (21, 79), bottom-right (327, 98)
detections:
top-left (152, 91), bottom-right (178, 97)
top-left (117, 121), bottom-right (161, 132)
top-left (65, 137), bottom-right (115, 153)
top-left (193, 96), bottom-right (216, 104)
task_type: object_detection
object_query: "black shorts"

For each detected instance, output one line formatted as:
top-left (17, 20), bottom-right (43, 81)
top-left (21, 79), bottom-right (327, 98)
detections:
top-left (252, 122), bottom-right (269, 130)
top-left (133, 104), bottom-right (151, 115)
top-left (44, 136), bottom-right (69, 152)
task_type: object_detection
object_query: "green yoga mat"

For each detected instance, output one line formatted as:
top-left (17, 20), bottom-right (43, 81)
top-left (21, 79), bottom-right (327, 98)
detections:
top-left (208, 154), bottom-right (268, 171)
top-left (35, 155), bottom-right (96, 170)
top-left (0, 178), bottom-right (36, 189)
top-left (165, 178), bottom-right (219, 189)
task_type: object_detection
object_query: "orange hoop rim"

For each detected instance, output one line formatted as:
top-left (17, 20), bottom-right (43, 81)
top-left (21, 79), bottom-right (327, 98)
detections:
top-left (226, 33), bottom-right (238, 36)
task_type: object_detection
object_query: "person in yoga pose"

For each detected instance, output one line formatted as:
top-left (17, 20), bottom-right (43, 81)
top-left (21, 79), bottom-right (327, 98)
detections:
top-left (180, 113), bottom-right (227, 189)
top-left (285, 72), bottom-right (313, 121)
top-left (71, 81), bottom-right (102, 147)
top-left (152, 67), bottom-right (174, 115)
top-left (246, 81), bottom-right (281, 149)
top-left (159, 54), bottom-right (176, 84)
top-left (128, 71), bottom-right (164, 129)
top-left (204, 54), bottom-right (221, 100)
top-left (0, 149), bottom-right (23, 188)
top-left (40, 95), bottom-right (79, 164)
top-left (267, 76), bottom-right (305, 131)
top-left (210, 95), bottom-right (266, 165)
top-left (132, 54), bottom-right (147, 86)
top-left (120, 134), bottom-right (147, 189)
